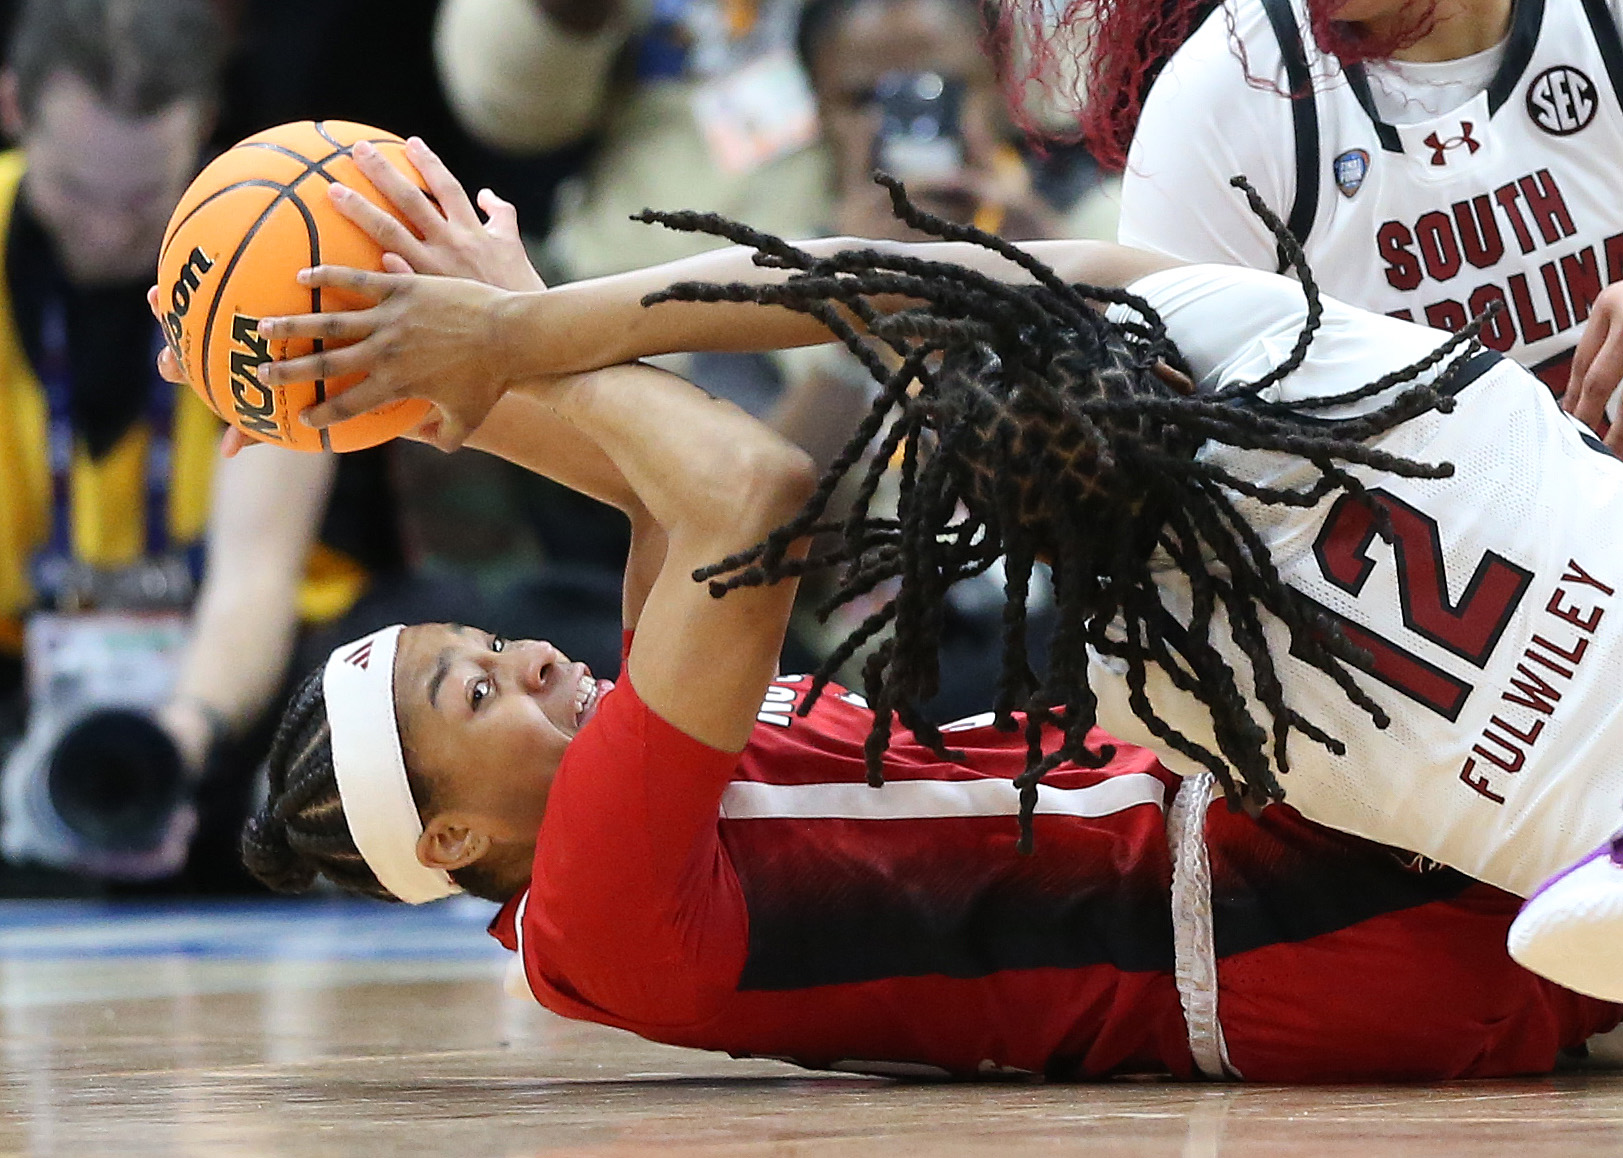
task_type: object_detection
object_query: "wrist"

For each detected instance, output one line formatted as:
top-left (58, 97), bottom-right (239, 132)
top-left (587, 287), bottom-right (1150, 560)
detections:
top-left (486, 288), bottom-right (535, 397)
top-left (157, 697), bottom-right (232, 779)
top-left (509, 283), bottom-right (620, 379)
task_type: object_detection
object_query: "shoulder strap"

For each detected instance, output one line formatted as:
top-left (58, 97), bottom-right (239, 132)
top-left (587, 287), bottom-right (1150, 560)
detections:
top-left (1258, 0), bottom-right (1319, 269)
top-left (1579, 0), bottom-right (1623, 113)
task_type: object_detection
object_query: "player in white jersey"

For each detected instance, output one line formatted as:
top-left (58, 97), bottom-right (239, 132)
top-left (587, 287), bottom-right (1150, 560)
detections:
top-left (1117, 0), bottom-right (1623, 417)
top-left (247, 154), bottom-right (1623, 1003)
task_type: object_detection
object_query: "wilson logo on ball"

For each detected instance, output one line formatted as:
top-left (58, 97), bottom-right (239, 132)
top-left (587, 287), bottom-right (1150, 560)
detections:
top-left (163, 246), bottom-right (214, 348)
top-left (229, 314), bottom-right (279, 439)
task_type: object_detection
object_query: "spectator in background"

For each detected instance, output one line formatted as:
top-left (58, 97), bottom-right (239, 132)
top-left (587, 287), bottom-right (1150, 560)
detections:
top-left (434, 0), bottom-right (829, 280)
top-left (0, 0), bottom-right (448, 894)
top-left (797, 0), bottom-right (1117, 245)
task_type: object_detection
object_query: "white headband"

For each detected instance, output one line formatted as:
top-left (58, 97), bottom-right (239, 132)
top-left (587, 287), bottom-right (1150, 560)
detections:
top-left (324, 625), bottom-right (461, 904)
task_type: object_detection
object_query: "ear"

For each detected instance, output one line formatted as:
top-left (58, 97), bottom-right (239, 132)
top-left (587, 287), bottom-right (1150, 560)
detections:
top-left (0, 71), bottom-right (24, 141)
top-left (416, 812), bottom-right (492, 873)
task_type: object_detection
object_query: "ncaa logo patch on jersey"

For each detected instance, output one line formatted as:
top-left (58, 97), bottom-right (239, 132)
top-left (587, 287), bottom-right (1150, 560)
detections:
top-left (1333, 148), bottom-right (1369, 197)
top-left (1527, 65), bottom-right (1598, 135)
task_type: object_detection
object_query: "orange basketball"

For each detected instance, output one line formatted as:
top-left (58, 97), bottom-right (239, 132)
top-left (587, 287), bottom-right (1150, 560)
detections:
top-left (156, 121), bottom-right (433, 453)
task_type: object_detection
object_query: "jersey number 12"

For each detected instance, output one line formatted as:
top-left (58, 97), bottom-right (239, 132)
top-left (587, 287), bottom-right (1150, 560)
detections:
top-left (1308, 489), bottom-right (1532, 721)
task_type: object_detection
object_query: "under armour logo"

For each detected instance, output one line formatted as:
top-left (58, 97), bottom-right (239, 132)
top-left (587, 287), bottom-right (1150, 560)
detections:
top-left (344, 641), bottom-right (374, 670)
top-left (1423, 122), bottom-right (1480, 166)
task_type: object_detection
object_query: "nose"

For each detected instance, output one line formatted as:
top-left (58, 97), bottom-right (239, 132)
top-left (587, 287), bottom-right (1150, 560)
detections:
top-left (510, 639), bottom-right (567, 694)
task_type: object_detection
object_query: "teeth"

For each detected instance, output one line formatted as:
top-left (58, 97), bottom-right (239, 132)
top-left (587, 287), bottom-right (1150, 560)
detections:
top-left (573, 674), bottom-right (597, 723)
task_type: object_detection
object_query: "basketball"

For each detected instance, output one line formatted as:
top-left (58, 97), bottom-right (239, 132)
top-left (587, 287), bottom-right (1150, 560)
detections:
top-left (156, 121), bottom-right (433, 453)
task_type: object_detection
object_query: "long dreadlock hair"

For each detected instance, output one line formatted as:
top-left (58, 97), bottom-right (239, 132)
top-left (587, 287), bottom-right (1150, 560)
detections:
top-left (635, 173), bottom-right (1498, 853)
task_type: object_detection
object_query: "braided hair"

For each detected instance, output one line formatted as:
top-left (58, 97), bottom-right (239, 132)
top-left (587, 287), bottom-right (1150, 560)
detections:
top-left (240, 666), bottom-right (524, 903)
top-left (636, 174), bottom-right (1497, 852)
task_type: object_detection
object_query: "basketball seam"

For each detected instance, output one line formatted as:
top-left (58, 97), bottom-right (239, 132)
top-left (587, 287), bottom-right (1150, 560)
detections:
top-left (199, 176), bottom-right (335, 448)
top-left (234, 137), bottom-right (402, 185)
top-left (313, 122), bottom-right (346, 152)
top-left (162, 144), bottom-right (347, 271)
top-left (284, 188), bottom-right (333, 454)
top-left (160, 136), bottom-right (400, 269)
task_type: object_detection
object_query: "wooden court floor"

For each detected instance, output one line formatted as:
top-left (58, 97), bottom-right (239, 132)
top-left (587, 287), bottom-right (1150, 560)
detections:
top-left (2, 899), bottom-right (1622, 1157)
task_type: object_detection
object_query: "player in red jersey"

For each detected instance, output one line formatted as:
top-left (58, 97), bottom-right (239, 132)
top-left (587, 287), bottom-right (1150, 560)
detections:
top-left (217, 142), bottom-right (1620, 1083)
top-left (485, 659), bottom-right (1619, 1082)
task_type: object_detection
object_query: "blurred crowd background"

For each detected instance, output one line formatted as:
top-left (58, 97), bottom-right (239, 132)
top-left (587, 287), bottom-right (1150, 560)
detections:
top-left (0, 0), bottom-right (1119, 899)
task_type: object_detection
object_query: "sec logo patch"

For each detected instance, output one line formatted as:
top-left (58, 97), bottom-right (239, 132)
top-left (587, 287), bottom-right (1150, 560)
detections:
top-left (1527, 65), bottom-right (1597, 135)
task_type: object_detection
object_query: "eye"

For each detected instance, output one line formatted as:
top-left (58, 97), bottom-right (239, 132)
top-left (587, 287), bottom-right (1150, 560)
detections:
top-left (470, 676), bottom-right (492, 710)
top-left (490, 635), bottom-right (506, 653)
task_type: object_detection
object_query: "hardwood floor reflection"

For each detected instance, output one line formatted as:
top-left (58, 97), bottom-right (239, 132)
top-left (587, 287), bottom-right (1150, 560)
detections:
top-left (3, 900), bottom-right (1621, 1157)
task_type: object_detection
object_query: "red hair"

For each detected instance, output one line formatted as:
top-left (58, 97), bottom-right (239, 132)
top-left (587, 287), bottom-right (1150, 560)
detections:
top-left (989, 0), bottom-right (1439, 171)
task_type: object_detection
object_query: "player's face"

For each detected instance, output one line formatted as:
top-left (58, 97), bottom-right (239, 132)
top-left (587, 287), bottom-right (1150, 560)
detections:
top-left (16, 73), bottom-right (208, 284)
top-left (393, 624), bottom-right (614, 843)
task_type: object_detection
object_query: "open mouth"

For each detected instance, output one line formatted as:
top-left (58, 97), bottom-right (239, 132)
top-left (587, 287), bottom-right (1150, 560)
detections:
top-left (573, 671), bottom-right (613, 728)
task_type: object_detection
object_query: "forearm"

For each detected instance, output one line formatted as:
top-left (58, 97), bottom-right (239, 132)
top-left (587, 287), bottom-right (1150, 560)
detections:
top-left (469, 365), bottom-right (806, 530)
top-left (533, 363), bottom-right (814, 542)
top-left (167, 449), bottom-right (334, 734)
top-left (464, 387), bottom-right (640, 514)
top-left (160, 569), bottom-right (302, 776)
top-left (171, 572), bottom-right (301, 730)
top-left (507, 238), bottom-right (1182, 376)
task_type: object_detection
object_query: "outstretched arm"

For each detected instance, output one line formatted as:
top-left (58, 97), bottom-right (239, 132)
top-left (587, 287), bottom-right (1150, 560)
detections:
top-left (263, 237), bottom-right (1179, 444)
top-left (493, 236), bottom-right (1182, 373)
top-left (252, 142), bottom-right (1183, 447)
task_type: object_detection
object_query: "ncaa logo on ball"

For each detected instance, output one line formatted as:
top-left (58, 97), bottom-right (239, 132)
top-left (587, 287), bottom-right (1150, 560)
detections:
top-left (1527, 66), bottom-right (1597, 135)
top-left (1333, 149), bottom-right (1369, 197)
top-left (228, 315), bottom-right (280, 440)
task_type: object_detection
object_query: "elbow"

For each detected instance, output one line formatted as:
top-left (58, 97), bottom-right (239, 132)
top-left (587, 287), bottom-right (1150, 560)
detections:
top-left (678, 438), bottom-right (816, 548)
top-left (732, 443), bottom-right (817, 534)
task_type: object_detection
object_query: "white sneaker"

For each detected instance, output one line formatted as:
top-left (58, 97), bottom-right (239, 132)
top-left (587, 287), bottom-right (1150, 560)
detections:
top-left (1508, 833), bottom-right (1623, 1001)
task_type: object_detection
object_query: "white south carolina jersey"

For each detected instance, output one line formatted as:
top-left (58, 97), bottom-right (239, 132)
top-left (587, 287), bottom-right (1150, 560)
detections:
top-left (1120, 0), bottom-right (1623, 393)
top-left (1095, 264), bottom-right (1623, 898)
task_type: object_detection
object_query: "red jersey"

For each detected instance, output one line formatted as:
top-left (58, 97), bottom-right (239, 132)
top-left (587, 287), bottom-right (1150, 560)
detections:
top-left (490, 673), bottom-right (1618, 1082)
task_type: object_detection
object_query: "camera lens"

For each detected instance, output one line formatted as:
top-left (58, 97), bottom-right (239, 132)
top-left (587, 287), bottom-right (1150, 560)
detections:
top-left (46, 709), bottom-right (186, 852)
